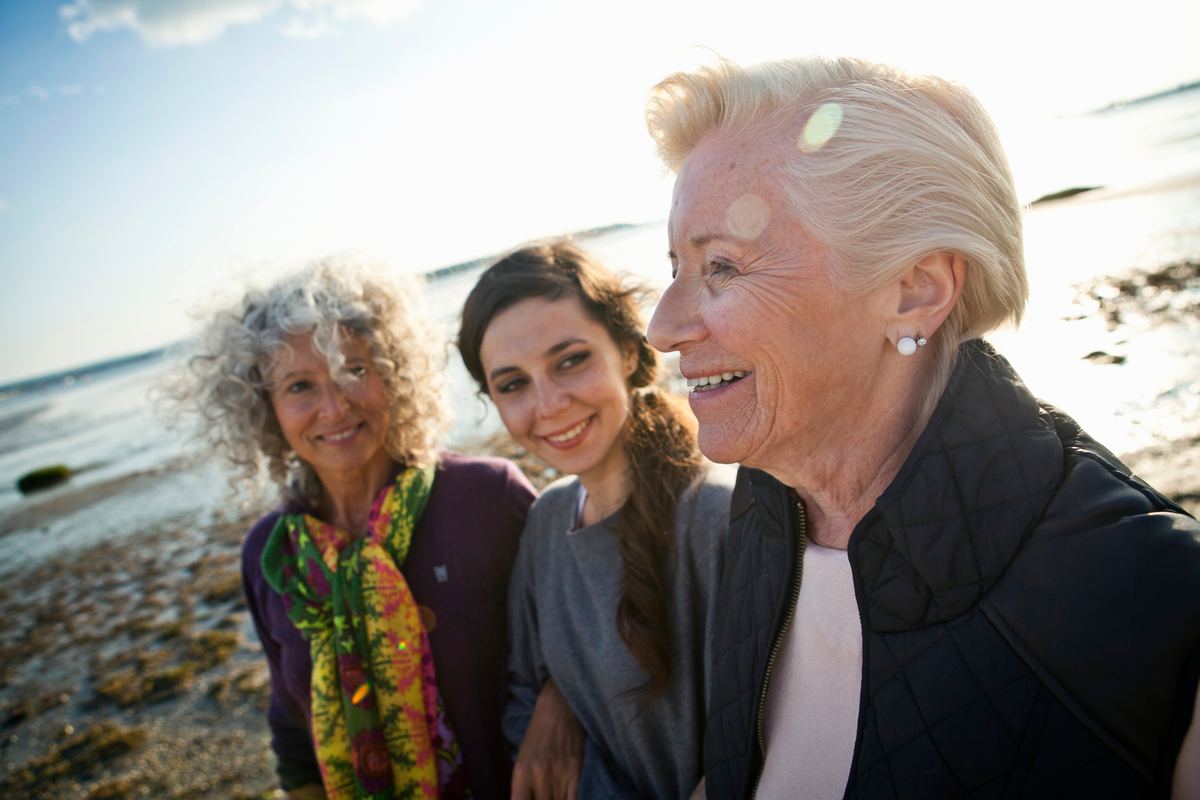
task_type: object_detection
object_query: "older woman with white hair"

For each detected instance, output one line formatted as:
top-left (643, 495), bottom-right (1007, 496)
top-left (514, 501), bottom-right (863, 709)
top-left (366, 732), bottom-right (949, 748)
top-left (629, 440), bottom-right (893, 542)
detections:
top-left (644, 57), bottom-right (1200, 800)
top-left (177, 261), bottom-right (535, 800)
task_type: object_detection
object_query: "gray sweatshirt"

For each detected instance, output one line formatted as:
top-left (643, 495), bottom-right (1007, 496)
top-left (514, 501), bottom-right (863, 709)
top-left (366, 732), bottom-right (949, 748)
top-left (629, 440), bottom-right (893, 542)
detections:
top-left (503, 465), bottom-right (736, 799)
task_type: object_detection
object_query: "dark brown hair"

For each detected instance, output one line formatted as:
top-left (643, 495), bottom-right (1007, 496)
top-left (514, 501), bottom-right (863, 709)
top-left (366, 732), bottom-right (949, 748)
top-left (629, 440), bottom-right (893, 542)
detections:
top-left (458, 239), bottom-right (702, 703)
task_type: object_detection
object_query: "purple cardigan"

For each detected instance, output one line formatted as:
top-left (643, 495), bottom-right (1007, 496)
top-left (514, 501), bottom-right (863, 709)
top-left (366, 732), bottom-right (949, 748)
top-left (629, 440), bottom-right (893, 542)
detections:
top-left (241, 452), bottom-right (537, 798)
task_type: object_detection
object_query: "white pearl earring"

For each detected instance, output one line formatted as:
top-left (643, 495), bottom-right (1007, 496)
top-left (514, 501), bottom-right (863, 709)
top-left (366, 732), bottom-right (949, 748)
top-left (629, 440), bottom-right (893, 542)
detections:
top-left (897, 336), bottom-right (926, 356)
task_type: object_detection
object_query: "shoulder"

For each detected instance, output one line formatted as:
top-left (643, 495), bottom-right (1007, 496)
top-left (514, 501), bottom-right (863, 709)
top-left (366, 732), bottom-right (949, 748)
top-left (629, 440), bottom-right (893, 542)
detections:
top-left (434, 450), bottom-right (538, 509)
top-left (435, 450), bottom-right (533, 489)
top-left (241, 510), bottom-right (284, 574)
top-left (526, 476), bottom-right (582, 526)
top-left (991, 408), bottom-right (1200, 775)
top-left (676, 462), bottom-right (738, 535)
top-left (687, 462), bottom-right (738, 504)
top-left (509, 477), bottom-right (581, 585)
top-left (1037, 404), bottom-right (1200, 551)
top-left (1008, 404), bottom-right (1200, 611)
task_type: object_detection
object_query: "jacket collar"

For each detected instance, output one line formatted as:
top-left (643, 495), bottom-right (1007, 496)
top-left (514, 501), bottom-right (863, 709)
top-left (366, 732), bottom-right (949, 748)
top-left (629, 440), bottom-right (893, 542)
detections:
top-left (848, 339), bottom-right (1065, 631)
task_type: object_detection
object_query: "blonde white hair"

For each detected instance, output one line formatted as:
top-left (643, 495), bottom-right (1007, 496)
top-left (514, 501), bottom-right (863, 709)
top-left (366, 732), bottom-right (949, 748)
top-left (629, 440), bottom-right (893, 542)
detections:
top-left (645, 55), bottom-right (1028, 403)
top-left (173, 259), bottom-right (447, 504)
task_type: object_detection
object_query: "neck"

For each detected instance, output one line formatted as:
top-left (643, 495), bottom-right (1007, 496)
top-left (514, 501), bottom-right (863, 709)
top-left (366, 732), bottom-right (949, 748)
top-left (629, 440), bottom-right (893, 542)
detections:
top-left (763, 359), bottom-right (941, 550)
top-left (313, 454), bottom-right (396, 538)
top-left (577, 451), bottom-right (632, 528)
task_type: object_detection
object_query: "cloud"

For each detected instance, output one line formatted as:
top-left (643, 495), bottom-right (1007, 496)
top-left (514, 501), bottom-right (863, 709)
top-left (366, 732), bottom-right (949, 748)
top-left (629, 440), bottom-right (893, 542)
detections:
top-left (59, 84), bottom-right (85, 95)
top-left (280, 14), bottom-right (333, 39)
top-left (0, 95), bottom-right (19, 107)
top-left (59, 0), bottom-right (422, 46)
top-left (293, 0), bottom-right (422, 26)
top-left (61, 0), bottom-right (281, 45)
top-left (0, 198), bottom-right (9, 212)
top-left (28, 84), bottom-right (50, 100)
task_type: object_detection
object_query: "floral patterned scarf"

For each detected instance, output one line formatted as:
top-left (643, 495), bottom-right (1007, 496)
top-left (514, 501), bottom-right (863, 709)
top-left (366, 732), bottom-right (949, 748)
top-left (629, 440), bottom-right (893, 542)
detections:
top-left (261, 464), bottom-right (469, 799)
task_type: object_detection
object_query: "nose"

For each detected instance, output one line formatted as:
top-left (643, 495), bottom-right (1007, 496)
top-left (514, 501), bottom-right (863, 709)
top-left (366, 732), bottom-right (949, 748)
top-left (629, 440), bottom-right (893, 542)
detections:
top-left (534, 378), bottom-right (570, 419)
top-left (317, 380), bottom-right (350, 418)
top-left (648, 276), bottom-right (707, 354)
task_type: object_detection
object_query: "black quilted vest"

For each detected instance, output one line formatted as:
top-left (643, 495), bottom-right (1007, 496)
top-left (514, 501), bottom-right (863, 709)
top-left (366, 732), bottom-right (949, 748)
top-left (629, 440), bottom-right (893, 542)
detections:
top-left (704, 340), bottom-right (1200, 800)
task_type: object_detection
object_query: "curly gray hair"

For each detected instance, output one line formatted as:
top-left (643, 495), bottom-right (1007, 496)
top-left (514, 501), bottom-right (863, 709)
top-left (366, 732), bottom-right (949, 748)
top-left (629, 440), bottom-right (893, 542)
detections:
top-left (173, 259), bottom-right (448, 504)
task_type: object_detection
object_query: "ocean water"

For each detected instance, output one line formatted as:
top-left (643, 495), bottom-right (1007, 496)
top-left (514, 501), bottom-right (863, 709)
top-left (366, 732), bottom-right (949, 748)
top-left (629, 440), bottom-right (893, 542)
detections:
top-left (2, 85), bottom-right (1198, 576)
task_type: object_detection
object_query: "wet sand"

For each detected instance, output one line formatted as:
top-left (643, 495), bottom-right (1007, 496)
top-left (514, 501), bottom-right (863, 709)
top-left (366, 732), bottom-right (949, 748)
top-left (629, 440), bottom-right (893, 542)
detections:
top-left (0, 504), bottom-right (276, 800)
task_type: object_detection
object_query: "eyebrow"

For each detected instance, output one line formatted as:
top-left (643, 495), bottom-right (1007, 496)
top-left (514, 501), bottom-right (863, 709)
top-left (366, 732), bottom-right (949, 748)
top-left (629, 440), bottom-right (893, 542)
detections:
top-left (487, 337), bottom-right (587, 383)
top-left (667, 233), bottom-right (725, 260)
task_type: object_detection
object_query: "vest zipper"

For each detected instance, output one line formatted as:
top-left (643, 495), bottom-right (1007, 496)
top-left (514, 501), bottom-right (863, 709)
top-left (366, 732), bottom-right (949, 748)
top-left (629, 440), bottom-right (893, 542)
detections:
top-left (749, 499), bottom-right (807, 800)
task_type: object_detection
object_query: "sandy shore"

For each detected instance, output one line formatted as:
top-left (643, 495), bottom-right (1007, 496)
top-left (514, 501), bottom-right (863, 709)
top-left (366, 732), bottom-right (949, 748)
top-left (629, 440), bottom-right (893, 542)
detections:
top-left (2, 255), bottom-right (1197, 798)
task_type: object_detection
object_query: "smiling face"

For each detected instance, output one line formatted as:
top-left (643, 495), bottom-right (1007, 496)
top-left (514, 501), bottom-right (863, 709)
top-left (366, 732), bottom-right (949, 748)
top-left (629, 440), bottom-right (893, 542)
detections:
top-left (479, 294), bottom-right (637, 486)
top-left (268, 331), bottom-right (393, 483)
top-left (647, 130), bottom-right (893, 471)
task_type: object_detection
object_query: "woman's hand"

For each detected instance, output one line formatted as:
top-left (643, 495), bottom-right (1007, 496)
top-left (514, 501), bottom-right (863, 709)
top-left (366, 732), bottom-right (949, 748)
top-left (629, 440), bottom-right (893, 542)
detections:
top-left (286, 785), bottom-right (328, 800)
top-left (689, 776), bottom-right (706, 800)
top-left (511, 678), bottom-right (584, 800)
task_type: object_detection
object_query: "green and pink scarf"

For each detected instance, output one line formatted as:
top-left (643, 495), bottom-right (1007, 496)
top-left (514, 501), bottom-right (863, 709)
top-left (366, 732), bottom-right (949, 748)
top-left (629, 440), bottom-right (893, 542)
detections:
top-left (261, 464), bottom-right (469, 799)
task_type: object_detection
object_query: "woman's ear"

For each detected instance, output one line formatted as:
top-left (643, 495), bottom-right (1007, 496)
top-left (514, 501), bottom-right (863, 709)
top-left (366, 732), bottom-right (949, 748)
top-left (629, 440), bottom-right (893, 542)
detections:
top-left (889, 252), bottom-right (966, 342)
top-left (622, 340), bottom-right (640, 377)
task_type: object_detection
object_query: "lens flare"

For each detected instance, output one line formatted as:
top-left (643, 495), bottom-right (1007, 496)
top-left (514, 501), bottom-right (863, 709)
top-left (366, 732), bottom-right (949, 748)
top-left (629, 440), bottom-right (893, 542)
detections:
top-left (726, 193), bottom-right (771, 240)
top-left (352, 683), bottom-right (371, 705)
top-left (799, 103), bottom-right (843, 153)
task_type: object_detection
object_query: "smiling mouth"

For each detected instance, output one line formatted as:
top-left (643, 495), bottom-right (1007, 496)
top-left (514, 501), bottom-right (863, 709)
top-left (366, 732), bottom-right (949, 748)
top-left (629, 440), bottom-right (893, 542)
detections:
top-left (319, 423), bottom-right (362, 443)
top-left (687, 371), bottom-right (749, 393)
top-left (544, 417), bottom-right (592, 444)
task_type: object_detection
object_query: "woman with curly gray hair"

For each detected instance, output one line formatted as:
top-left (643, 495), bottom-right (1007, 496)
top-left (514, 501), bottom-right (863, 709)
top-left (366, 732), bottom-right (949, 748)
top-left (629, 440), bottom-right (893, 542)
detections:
top-left (180, 260), bottom-right (536, 800)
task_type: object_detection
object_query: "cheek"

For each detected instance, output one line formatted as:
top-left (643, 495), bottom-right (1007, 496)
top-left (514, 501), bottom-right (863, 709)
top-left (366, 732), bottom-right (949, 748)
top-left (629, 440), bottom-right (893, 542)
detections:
top-left (271, 400), bottom-right (306, 447)
top-left (351, 379), bottom-right (391, 421)
top-left (367, 388), bottom-right (392, 423)
top-left (705, 308), bottom-right (756, 357)
top-left (580, 368), bottom-right (631, 411)
top-left (493, 396), bottom-right (533, 439)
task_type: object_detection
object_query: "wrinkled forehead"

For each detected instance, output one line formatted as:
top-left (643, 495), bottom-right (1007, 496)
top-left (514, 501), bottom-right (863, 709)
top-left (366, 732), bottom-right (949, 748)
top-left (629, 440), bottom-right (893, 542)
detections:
top-left (668, 129), bottom-right (793, 244)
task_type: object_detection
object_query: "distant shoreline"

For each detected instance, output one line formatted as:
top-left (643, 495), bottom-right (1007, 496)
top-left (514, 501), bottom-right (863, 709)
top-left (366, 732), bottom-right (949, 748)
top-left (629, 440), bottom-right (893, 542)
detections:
top-left (0, 223), bottom-right (645, 398)
top-left (0, 347), bottom-right (172, 401)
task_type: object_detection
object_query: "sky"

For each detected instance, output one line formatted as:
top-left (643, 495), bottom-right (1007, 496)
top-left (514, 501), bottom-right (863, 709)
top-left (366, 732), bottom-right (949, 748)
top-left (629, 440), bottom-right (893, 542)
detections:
top-left (1, 0), bottom-right (1199, 386)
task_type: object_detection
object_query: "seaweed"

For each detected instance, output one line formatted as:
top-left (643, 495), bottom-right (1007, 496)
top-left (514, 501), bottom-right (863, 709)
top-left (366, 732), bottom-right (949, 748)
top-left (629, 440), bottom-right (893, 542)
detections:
top-left (0, 722), bottom-right (145, 799)
top-left (187, 630), bottom-right (240, 671)
top-left (16, 465), bottom-right (71, 495)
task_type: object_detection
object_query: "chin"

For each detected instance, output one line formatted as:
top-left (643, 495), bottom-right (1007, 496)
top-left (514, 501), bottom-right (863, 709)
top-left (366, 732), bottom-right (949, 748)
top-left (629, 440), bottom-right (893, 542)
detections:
top-left (696, 427), bottom-right (745, 466)
top-left (542, 451), bottom-right (601, 479)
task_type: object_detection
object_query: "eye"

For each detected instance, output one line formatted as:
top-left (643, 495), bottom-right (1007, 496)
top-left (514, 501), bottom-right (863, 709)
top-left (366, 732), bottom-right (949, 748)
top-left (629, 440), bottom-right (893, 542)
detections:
top-left (285, 380), bottom-right (313, 394)
top-left (705, 259), bottom-right (740, 288)
top-left (559, 351), bottom-right (590, 370)
top-left (345, 364), bottom-right (369, 379)
top-left (495, 376), bottom-right (527, 395)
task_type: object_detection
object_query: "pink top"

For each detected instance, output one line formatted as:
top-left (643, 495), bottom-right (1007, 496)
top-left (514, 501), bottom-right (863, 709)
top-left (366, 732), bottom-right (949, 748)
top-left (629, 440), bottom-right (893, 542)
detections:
top-left (758, 542), bottom-right (862, 799)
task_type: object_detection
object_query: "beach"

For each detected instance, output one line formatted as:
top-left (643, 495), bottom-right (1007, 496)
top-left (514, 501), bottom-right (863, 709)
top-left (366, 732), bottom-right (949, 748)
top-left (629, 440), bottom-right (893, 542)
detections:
top-left (2, 84), bottom-right (1199, 799)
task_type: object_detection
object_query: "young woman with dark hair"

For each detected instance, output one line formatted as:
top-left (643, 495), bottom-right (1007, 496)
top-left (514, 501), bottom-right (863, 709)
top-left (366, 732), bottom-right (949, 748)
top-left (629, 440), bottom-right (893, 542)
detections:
top-left (459, 240), bottom-right (733, 800)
